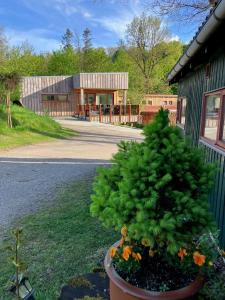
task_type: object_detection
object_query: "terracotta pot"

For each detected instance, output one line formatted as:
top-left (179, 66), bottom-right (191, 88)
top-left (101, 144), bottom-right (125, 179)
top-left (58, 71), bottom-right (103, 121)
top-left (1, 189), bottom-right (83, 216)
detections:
top-left (104, 242), bottom-right (204, 300)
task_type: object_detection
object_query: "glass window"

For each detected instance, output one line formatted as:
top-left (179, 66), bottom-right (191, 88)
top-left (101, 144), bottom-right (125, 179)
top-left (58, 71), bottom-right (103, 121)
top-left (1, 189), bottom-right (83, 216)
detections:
top-left (58, 95), bottom-right (68, 101)
top-left (96, 94), bottom-right (113, 105)
top-left (42, 94), bottom-right (68, 101)
top-left (87, 94), bottom-right (95, 105)
top-left (181, 98), bottom-right (186, 125)
top-left (177, 97), bottom-right (186, 126)
top-left (204, 95), bottom-right (220, 141)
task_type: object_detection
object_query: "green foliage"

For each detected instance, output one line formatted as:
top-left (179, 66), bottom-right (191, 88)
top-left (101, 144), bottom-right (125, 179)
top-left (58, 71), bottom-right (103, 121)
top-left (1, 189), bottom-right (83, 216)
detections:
top-left (6, 228), bottom-right (27, 299)
top-left (91, 109), bottom-right (216, 255)
top-left (0, 104), bottom-right (74, 148)
top-left (0, 24), bottom-right (184, 103)
top-left (61, 28), bottom-right (74, 50)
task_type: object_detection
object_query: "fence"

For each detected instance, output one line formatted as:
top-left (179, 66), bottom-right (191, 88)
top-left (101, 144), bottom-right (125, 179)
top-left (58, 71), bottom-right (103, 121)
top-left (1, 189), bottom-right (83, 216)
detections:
top-left (74, 104), bottom-right (176, 125)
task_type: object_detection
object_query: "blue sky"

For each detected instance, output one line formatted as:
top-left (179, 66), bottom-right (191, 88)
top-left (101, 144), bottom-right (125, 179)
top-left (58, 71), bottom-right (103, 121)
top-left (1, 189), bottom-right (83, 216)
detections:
top-left (0, 0), bottom-right (197, 53)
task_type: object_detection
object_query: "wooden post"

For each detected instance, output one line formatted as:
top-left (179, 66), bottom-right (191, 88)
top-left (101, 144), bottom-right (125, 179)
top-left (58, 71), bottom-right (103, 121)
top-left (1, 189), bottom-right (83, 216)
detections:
top-left (99, 104), bottom-right (102, 123)
top-left (123, 90), bottom-right (127, 106)
top-left (119, 104), bottom-right (122, 123)
top-left (6, 91), bottom-right (12, 128)
top-left (110, 104), bottom-right (112, 123)
top-left (128, 104), bottom-right (131, 123)
top-left (80, 88), bottom-right (84, 106)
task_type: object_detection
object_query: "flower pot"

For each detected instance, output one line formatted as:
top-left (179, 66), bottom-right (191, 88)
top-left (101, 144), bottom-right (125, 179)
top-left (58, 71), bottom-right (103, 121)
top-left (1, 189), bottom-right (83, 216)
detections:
top-left (104, 242), bottom-right (204, 300)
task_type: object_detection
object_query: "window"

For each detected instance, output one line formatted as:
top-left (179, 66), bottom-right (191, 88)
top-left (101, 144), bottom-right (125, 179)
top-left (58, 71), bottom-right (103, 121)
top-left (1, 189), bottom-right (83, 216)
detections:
top-left (162, 101), bottom-right (167, 105)
top-left (96, 93), bottom-right (113, 105)
top-left (42, 94), bottom-right (68, 101)
top-left (148, 101), bottom-right (152, 105)
top-left (169, 101), bottom-right (173, 105)
top-left (177, 97), bottom-right (187, 127)
top-left (200, 90), bottom-right (225, 149)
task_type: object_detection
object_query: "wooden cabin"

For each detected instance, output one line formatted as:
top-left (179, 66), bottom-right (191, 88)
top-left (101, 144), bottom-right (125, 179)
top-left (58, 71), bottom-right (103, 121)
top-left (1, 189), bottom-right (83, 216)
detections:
top-left (168, 0), bottom-right (225, 247)
top-left (20, 73), bottom-right (128, 116)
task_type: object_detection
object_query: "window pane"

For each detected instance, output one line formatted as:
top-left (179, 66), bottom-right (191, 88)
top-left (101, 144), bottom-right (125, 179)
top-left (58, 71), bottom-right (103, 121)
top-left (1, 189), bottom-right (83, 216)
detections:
top-left (58, 95), bottom-right (67, 101)
top-left (42, 95), bottom-right (48, 101)
top-left (204, 95), bottom-right (220, 140)
top-left (88, 94), bottom-right (95, 104)
top-left (96, 94), bottom-right (113, 105)
top-left (181, 98), bottom-right (186, 125)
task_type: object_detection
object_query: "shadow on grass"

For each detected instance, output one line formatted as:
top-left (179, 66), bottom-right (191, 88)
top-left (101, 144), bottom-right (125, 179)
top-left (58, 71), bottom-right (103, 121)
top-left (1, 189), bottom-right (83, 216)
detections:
top-left (0, 173), bottom-right (118, 300)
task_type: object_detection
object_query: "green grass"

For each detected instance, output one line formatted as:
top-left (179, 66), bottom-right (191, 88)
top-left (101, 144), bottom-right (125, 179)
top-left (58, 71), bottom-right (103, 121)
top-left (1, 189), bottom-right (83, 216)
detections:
top-left (0, 177), bottom-right (118, 300)
top-left (0, 104), bottom-right (75, 149)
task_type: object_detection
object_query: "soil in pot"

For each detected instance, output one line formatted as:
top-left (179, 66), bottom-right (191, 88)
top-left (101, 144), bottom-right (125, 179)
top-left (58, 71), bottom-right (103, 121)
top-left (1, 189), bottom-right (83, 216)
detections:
top-left (115, 254), bottom-right (198, 292)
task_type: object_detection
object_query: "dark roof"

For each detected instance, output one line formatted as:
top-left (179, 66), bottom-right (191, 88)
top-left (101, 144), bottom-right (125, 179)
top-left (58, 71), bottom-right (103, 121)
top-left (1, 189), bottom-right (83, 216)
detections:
top-left (168, 0), bottom-right (225, 83)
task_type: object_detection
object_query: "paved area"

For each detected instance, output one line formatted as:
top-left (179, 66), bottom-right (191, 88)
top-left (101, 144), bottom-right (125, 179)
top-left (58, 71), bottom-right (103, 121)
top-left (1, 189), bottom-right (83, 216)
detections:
top-left (0, 119), bottom-right (143, 227)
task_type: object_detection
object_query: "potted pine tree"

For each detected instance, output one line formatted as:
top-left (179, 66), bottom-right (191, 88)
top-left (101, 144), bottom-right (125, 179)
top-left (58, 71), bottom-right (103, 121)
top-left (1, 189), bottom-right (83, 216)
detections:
top-left (90, 109), bottom-right (217, 300)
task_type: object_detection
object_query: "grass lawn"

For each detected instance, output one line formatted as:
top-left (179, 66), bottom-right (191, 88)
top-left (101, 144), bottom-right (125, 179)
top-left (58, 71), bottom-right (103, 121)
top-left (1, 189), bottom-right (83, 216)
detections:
top-left (0, 104), bottom-right (75, 149)
top-left (0, 176), bottom-right (118, 300)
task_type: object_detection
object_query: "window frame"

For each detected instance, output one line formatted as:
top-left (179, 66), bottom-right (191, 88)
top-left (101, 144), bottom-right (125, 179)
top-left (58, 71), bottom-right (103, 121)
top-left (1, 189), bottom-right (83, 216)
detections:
top-left (176, 97), bottom-right (186, 128)
top-left (200, 89), bottom-right (225, 150)
top-left (41, 94), bottom-right (68, 102)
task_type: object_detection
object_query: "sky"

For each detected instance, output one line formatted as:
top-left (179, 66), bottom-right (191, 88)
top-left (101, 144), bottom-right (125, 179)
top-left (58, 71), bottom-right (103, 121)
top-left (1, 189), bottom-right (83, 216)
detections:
top-left (0, 0), bottom-right (198, 53)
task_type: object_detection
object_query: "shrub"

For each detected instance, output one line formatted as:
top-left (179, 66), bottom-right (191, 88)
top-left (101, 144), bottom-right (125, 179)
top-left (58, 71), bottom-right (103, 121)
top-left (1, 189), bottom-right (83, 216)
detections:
top-left (90, 109), bottom-right (215, 255)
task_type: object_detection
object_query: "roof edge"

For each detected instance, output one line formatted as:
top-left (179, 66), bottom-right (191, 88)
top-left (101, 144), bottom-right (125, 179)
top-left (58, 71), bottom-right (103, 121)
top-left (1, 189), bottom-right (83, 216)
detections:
top-left (167, 0), bottom-right (225, 83)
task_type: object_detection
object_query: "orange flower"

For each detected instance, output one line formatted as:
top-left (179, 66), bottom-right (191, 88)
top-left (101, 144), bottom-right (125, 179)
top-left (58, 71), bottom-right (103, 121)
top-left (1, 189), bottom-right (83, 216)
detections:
top-left (121, 226), bottom-right (127, 237)
top-left (109, 247), bottom-right (117, 258)
top-left (178, 248), bottom-right (187, 260)
top-left (119, 237), bottom-right (125, 246)
top-left (122, 246), bottom-right (132, 261)
top-left (132, 252), bottom-right (142, 261)
top-left (193, 251), bottom-right (206, 266)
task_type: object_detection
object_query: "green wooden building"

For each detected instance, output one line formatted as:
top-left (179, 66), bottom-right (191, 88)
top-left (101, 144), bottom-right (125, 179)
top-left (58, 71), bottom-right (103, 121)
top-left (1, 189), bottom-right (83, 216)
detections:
top-left (168, 0), bottom-right (225, 247)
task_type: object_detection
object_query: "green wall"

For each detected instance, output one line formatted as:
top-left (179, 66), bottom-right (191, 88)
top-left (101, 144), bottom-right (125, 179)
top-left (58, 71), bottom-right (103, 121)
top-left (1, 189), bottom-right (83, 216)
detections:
top-left (178, 49), bottom-right (225, 247)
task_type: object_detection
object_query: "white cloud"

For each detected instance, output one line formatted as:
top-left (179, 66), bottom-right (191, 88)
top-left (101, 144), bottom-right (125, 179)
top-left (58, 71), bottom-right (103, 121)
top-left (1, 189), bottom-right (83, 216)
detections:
top-left (90, 1), bottom-right (143, 39)
top-left (5, 28), bottom-right (60, 53)
top-left (169, 35), bottom-right (180, 42)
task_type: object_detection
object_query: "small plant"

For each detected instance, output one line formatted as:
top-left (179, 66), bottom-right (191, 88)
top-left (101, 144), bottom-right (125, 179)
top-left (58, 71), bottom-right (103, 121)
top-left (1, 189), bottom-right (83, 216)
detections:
top-left (91, 109), bottom-right (217, 290)
top-left (6, 228), bottom-right (27, 299)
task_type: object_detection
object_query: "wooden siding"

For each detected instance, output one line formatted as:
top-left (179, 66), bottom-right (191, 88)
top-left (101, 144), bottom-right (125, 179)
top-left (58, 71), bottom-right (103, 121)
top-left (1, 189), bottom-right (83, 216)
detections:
top-left (73, 73), bottom-right (128, 90)
top-left (178, 48), bottom-right (225, 247)
top-left (21, 76), bottom-right (75, 115)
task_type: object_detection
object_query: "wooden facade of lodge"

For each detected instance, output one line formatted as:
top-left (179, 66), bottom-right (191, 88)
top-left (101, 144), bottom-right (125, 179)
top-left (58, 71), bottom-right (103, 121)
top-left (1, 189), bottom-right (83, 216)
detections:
top-left (168, 0), bottom-right (225, 247)
top-left (21, 73), bottom-right (128, 117)
top-left (20, 73), bottom-right (177, 124)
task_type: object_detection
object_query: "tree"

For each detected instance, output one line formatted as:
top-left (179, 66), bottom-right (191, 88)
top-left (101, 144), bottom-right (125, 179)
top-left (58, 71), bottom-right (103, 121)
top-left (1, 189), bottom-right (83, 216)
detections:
top-left (61, 28), bottom-right (74, 50)
top-left (0, 28), bottom-right (7, 66)
top-left (150, 0), bottom-right (214, 21)
top-left (0, 72), bottom-right (20, 128)
top-left (125, 14), bottom-right (170, 93)
top-left (91, 109), bottom-right (215, 255)
top-left (82, 28), bottom-right (92, 51)
top-left (46, 48), bottom-right (80, 75)
top-left (1, 43), bottom-right (48, 76)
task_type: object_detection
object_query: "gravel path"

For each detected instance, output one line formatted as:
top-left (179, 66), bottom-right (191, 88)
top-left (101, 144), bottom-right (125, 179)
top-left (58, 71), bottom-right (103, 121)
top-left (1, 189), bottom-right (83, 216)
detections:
top-left (0, 120), bottom-right (143, 228)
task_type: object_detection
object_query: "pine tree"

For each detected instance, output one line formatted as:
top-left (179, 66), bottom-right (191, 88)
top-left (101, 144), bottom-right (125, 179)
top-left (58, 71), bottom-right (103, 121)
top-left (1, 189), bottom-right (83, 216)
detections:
top-left (82, 28), bottom-right (92, 51)
top-left (91, 109), bottom-right (215, 255)
top-left (61, 28), bottom-right (74, 50)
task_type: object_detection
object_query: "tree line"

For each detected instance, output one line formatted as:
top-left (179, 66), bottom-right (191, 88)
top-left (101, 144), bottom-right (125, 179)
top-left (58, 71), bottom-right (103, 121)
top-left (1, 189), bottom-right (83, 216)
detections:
top-left (0, 14), bottom-right (184, 103)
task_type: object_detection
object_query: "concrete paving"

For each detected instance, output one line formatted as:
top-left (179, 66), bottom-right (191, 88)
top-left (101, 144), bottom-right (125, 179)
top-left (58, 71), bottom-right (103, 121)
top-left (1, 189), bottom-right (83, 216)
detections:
top-left (0, 119), bottom-right (143, 228)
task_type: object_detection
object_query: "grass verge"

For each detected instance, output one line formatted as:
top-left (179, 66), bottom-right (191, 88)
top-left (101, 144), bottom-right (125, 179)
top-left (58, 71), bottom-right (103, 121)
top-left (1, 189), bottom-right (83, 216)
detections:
top-left (0, 176), bottom-right (117, 300)
top-left (0, 105), bottom-right (75, 149)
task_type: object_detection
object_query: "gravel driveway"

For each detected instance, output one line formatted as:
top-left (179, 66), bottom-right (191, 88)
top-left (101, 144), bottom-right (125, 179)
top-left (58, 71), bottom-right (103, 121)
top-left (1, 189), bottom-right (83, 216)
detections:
top-left (0, 119), bottom-right (143, 228)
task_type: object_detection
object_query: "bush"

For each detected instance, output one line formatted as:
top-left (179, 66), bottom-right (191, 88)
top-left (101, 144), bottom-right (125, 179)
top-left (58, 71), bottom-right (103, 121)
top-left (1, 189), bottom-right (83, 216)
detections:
top-left (90, 109), bottom-right (215, 255)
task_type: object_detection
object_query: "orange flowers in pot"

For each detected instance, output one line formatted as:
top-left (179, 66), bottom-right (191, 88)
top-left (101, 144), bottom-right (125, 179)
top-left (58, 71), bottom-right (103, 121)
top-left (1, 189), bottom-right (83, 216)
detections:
top-left (193, 251), bottom-right (206, 267)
